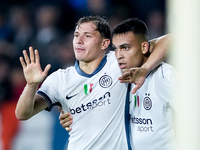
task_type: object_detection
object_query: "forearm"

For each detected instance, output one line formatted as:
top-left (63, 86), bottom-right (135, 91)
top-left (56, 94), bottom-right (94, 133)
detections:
top-left (142, 34), bottom-right (173, 72)
top-left (15, 83), bottom-right (39, 120)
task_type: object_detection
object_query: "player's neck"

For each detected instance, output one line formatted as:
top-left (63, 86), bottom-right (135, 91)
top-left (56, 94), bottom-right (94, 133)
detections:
top-left (79, 57), bottom-right (103, 74)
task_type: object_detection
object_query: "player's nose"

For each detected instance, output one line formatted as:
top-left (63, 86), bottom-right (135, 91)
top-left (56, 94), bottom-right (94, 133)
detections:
top-left (115, 49), bottom-right (123, 60)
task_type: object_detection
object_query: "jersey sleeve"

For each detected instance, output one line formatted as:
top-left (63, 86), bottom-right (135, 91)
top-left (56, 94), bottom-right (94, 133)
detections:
top-left (37, 70), bottom-right (61, 111)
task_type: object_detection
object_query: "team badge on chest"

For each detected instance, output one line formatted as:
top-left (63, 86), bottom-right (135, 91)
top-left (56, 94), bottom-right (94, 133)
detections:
top-left (99, 75), bottom-right (112, 88)
top-left (143, 93), bottom-right (152, 110)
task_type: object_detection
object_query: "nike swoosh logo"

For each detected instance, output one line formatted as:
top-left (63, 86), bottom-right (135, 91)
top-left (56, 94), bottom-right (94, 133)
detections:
top-left (66, 93), bottom-right (78, 100)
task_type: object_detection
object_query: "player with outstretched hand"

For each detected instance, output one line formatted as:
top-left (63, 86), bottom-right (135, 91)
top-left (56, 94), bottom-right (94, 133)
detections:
top-left (16, 16), bottom-right (170, 150)
top-left (60, 18), bottom-right (176, 150)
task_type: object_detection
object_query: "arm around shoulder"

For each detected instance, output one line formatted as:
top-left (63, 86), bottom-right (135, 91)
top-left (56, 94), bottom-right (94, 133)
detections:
top-left (142, 34), bottom-right (174, 73)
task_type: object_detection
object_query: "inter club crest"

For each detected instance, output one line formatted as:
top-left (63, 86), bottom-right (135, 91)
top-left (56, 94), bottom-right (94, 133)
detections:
top-left (99, 75), bottom-right (112, 88)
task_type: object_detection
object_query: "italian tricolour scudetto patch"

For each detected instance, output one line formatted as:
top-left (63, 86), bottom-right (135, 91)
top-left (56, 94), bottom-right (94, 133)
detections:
top-left (134, 95), bottom-right (139, 107)
top-left (84, 83), bottom-right (93, 95)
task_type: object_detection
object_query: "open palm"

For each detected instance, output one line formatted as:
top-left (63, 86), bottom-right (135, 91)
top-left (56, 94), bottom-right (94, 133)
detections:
top-left (20, 47), bottom-right (51, 85)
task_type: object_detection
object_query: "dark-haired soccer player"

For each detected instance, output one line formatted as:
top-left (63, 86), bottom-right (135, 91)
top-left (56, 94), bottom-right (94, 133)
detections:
top-left (112, 18), bottom-right (176, 150)
top-left (16, 16), bottom-right (169, 150)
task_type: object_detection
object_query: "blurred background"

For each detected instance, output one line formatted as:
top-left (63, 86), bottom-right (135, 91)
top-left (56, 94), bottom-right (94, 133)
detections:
top-left (0, 0), bottom-right (166, 150)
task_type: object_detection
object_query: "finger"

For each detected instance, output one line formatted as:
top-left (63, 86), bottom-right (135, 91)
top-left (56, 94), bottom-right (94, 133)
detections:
top-left (63, 121), bottom-right (73, 131)
top-left (131, 85), bottom-right (140, 94)
top-left (35, 49), bottom-right (40, 64)
top-left (129, 69), bottom-right (139, 76)
top-left (19, 57), bottom-right (26, 69)
top-left (62, 120), bottom-right (73, 128)
top-left (29, 46), bottom-right (35, 63)
top-left (122, 72), bottom-right (131, 79)
top-left (120, 80), bottom-right (132, 83)
top-left (118, 73), bottom-right (131, 80)
top-left (64, 114), bottom-right (73, 122)
top-left (23, 50), bottom-right (30, 64)
top-left (58, 111), bottom-right (64, 121)
top-left (43, 64), bottom-right (51, 75)
top-left (59, 113), bottom-right (64, 120)
top-left (60, 117), bottom-right (73, 128)
top-left (59, 112), bottom-right (71, 120)
top-left (118, 76), bottom-right (123, 80)
top-left (65, 127), bottom-right (72, 132)
top-left (58, 106), bottom-right (64, 114)
top-left (63, 115), bottom-right (73, 123)
top-left (60, 119), bottom-right (67, 126)
top-left (59, 113), bottom-right (67, 120)
top-left (129, 68), bottom-right (137, 72)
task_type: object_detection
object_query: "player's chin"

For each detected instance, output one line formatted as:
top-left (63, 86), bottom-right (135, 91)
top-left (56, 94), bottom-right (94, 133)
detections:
top-left (121, 68), bottom-right (129, 74)
top-left (75, 55), bottom-right (85, 62)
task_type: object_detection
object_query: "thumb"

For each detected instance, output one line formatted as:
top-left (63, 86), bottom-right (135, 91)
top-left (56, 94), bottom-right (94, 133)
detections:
top-left (131, 85), bottom-right (140, 94)
top-left (44, 64), bottom-right (51, 75)
top-left (58, 106), bottom-right (64, 114)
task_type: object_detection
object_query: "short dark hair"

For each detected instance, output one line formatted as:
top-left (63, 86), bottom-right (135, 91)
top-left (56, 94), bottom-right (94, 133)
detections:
top-left (76, 15), bottom-right (111, 40)
top-left (112, 18), bottom-right (149, 42)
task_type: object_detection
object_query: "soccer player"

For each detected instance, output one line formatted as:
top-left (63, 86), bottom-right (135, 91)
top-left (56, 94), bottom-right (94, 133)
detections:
top-left (15, 16), bottom-right (169, 150)
top-left (112, 18), bottom-right (176, 150)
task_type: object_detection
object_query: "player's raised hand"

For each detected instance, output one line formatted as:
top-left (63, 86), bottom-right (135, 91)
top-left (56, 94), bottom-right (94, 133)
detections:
top-left (19, 46), bottom-right (51, 85)
top-left (118, 67), bottom-right (148, 94)
top-left (58, 107), bottom-right (73, 131)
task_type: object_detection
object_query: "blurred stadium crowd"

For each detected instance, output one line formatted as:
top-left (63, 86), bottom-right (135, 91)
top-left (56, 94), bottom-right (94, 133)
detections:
top-left (0, 0), bottom-right (166, 150)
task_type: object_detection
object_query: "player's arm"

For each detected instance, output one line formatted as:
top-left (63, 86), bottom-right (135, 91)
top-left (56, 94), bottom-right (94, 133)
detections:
top-left (142, 33), bottom-right (173, 71)
top-left (119, 34), bottom-right (173, 94)
top-left (15, 47), bottom-right (51, 120)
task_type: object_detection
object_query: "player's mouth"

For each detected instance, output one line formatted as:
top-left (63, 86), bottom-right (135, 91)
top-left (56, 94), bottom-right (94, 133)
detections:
top-left (75, 47), bottom-right (85, 51)
top-left (118, 63), bottom-right (126, 69)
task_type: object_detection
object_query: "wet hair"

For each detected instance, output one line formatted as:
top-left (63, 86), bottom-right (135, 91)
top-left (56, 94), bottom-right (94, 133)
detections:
top-left (76, 15), bottom-right (111, 40)
top-left (112, 18), bottom-right (149, 42)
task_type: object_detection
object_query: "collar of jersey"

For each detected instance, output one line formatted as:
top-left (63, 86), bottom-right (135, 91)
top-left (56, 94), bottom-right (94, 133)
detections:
top-left (146, 63), bottom-right (162, 78)
top-left (75, 55), bottom-right (107, 78)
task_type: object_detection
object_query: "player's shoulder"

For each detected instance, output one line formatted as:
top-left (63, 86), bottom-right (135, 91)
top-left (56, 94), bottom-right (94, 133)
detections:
top-left (160, 62), bottom-right (176, 77)
top-left (161, 62), bottom-right (175, 70)
top-left (146, 62), bottom-right (176, 84)
top-left (57, 66), bottom-right (75, 73)
top-left (152, 62), bottom-right (175, 76)
top-left (106, 51), bottom-right (115, 58)
top-left (106, 51), bottom-right (118, 64)
top-left (48, 66), bottom-right (75, 78)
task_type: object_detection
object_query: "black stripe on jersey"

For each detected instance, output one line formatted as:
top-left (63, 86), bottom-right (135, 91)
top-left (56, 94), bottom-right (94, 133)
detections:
top-left (37, 90), bottom-right (61, 111)
top-left (125, 83), bottom-right (132, 150)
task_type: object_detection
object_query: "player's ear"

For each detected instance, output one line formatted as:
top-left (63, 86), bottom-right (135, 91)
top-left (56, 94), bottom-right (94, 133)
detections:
top-left (101, 39), bottom-right (110, 50)
top-left (141, 41), bottom-right (149, 55)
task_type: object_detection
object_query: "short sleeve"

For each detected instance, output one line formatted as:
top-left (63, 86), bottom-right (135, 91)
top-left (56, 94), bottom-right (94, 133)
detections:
top-left (37, 70), bottom-right (61, 111)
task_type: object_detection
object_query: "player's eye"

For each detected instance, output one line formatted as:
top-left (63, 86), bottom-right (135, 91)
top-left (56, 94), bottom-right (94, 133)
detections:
top-left (74, 34), bottom-right (79, 37)
top-left (123, 46), bottom-right (129, 50)
top-left (86, 35), bottom-right (91, 38)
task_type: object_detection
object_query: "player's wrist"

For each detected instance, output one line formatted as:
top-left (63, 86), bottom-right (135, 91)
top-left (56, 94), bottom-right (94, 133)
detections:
top-left (141, 64), bottom-right (151, 74)
top-left (26, 82), bottom-right (40, 89)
